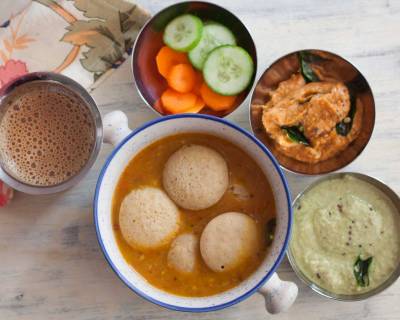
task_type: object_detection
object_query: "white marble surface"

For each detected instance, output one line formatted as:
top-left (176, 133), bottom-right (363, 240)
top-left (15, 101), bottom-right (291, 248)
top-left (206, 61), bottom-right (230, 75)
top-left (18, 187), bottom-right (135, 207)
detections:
top-left (1, 0), bottom-right (399, 319)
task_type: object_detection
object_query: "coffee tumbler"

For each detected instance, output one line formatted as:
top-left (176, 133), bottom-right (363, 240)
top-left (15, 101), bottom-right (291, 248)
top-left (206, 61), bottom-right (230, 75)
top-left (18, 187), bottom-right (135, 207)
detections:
top-left (0, 72), bottom-right (128, 195)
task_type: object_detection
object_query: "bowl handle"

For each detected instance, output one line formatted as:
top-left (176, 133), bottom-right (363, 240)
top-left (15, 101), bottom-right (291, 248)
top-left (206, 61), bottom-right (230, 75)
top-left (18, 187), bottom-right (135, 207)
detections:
top-left (103, 111), bottom-right (132, 147)
top-left (257, 272), bottom-right (298, 314)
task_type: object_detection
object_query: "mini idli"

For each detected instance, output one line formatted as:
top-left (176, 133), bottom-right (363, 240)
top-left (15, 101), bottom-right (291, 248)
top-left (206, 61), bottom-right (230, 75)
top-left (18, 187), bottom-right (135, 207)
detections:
top-left (200, 212), bottom-right (259, 272)
top-left (163, 144), bottom-right (229, 210)
top-left (119, 187), bottom-right (180, 250)
top-left (167, 233), bottom-right (198, 273)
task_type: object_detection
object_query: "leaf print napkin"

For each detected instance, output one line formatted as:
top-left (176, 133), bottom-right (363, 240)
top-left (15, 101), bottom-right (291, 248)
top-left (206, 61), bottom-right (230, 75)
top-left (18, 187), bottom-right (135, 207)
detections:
top-left (0, 0), bottom-right (30, 26)
top-left (0, 0), bottom-right (150, 206)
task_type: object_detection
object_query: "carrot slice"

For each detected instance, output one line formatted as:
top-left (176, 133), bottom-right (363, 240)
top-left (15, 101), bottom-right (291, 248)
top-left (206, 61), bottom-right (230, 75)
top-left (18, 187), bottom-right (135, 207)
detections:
top-left (156, 46), bottom-right (189, 78)
top-left (167, 64), bottom-right (196, 93)
top-left (200, 83), bottom-right (237, 111)
top-left (161, 89), bottom-right (197, 114)
top-left (183, 96), bottom-right (205, 113)
top-left (192, 72), bottom-right (203, 95)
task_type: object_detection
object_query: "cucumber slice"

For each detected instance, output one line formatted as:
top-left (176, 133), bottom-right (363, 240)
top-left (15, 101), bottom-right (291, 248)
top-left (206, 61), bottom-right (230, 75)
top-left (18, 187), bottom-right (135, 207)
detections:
top-left (163, 14), bottom-right (203, 52)
top-left (189, 23), bottom-right (236, 70)
top-left (203, 45), bottom-right (254, 96)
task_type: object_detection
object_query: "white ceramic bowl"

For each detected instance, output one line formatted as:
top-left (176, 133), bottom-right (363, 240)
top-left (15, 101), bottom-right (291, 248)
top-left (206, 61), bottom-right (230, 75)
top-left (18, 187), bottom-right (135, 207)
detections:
top-left (94, 113), bottom-right (297, 313)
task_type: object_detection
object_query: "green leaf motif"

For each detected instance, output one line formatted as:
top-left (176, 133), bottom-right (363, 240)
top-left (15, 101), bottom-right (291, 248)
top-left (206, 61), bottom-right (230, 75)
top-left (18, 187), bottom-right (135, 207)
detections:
top-left (120, 7), bottom-right (137, 34)
top-left (73, 0), bottom-right (135, 20)
top-left (57, 0), bottom-right (150, 76)
top-left (62, 20), bottom-right (123, 74)
top-left (72, 0), bottom-right (149, 46)
top-left (118, 5), bottom-right (149, 49)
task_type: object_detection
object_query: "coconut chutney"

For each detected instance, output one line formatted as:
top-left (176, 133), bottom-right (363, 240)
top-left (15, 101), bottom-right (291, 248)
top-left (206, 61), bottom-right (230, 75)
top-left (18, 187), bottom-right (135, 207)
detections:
top-left (290, 175), bottom-right (400, 295)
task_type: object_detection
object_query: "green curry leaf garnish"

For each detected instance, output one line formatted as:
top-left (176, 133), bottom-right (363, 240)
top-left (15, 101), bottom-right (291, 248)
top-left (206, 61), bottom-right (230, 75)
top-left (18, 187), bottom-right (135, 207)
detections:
top-left (353, 255), bottom-right (373, 287)
top-left (282, 126), bottom-right (310, 146)
top-left (336, 93), bottom-right (357, 136)
top-left (265, 218), bottom-right (276, 246)
top-left (298, 51), bottom-right (320, 83)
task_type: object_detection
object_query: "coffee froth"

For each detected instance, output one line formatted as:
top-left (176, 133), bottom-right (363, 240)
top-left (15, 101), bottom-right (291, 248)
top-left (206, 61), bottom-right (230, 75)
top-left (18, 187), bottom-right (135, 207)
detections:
top-left (0, 81), bottom-right (95, 186)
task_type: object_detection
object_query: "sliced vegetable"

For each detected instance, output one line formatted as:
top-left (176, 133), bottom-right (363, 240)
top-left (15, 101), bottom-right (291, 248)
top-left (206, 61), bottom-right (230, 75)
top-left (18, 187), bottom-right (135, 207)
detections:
top-left (200, 83), bottom-right (236, 111)
top-left (183, 96), bottom-right (205, 113)
top-left (192, 72), bottom-right (203, 95)
top-left (161, 89), bottom-right (197, 114)
top-left (336, 93), bottom-right (356, 136)
top-left (203, 45), bottom-right (254, 96)
top-left (188, 23), bottom-right (236, 70)
top-left (167, 63), bottom-right (197, 93)
top-left (299, 51), bottom-right (320, 83)
top-left (354, 255), bottom-right (373, 287)
top-left (156, 46), bottom-right (189, 78)
top-left (282, 125), bottom-right (310, 146)
top-left (163, 14), bottom-right (203, 52)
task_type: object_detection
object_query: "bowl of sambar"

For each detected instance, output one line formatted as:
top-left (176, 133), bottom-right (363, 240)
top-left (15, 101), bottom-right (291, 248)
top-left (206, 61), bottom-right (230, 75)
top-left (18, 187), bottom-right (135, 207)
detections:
top-left (94, 113), bottom-right (297, 314)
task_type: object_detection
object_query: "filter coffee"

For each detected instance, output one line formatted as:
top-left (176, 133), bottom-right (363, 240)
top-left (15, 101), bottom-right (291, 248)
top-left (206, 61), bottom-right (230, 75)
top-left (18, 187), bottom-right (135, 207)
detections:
top-left (0, 81), bottom-right (95, 186)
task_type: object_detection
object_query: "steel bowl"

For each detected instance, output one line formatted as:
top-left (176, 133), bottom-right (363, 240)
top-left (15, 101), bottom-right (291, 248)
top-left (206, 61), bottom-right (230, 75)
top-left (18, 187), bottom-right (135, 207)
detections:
top-left (0, 72), bottom-right (103, 195)
top-left (132, 1), bottom-right (257, 117)
top-left (249, 49), bottom-right (375, 175)
top-left (287, 172), bottom-right (400, 300)
top-left (94, 114), bottom-right (296, 313)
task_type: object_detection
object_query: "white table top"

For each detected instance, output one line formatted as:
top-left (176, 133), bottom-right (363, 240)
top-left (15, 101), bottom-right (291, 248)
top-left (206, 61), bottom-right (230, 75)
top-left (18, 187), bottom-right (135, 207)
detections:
top-left (1, 0), bottom-right (399, 319)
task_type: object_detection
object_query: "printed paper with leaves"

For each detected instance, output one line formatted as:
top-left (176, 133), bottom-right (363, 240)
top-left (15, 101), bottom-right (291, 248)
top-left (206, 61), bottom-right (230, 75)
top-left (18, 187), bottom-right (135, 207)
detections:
top-left (0, 0), bottom-right (150, 91)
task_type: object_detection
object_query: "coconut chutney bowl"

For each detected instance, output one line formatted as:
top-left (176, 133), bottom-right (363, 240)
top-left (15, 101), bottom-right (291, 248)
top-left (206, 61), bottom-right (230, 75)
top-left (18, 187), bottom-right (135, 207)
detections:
top-left (249, 49), bottom-right (375, 175)
top-left (287, 172), bottom-right (400, 301)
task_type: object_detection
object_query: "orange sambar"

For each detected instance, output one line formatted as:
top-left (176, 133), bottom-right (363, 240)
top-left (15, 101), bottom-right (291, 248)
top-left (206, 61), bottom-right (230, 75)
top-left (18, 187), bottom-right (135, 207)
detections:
top-left (112, 133), bottom-right (276, 297)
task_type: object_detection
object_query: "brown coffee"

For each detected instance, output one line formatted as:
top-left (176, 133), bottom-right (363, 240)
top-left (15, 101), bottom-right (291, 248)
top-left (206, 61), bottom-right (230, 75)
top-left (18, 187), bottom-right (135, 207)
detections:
top-left (0, 81), bottom-right (95, 186)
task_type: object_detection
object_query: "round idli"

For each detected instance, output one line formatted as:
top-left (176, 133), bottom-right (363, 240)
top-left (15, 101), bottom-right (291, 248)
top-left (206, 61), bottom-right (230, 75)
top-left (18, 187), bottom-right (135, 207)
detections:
top-left (163, 144), bottom-right (229, 210)
top-left (200, 212), bottom-right (259, 272)
top-left (167, 233), bottom-right (198, 273)
top-left (119, 187), bottom-right (180, 250)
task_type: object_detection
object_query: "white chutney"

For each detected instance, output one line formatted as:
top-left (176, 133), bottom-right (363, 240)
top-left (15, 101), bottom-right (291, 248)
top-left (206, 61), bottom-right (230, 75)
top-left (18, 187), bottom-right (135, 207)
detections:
top-left (291, 175), bottom-right (400, 294)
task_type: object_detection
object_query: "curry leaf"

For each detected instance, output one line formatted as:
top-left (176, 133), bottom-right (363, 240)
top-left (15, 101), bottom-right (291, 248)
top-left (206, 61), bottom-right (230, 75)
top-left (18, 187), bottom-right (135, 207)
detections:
top-left (282, 126), bottom-right (310, 146)
top-left (298, 51), bottom-right (320, 83)
top-left (265, 218), bottom-right (276, 246)
top-left (353, 255), bottom-right (373, 287)
top-left (336, 93), bottom-right (356, 136)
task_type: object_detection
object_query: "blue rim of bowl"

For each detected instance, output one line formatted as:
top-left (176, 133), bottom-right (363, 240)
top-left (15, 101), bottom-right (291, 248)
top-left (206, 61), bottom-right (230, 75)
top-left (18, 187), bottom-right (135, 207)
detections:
top-left (93, 113), bottom-right (292, 312)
